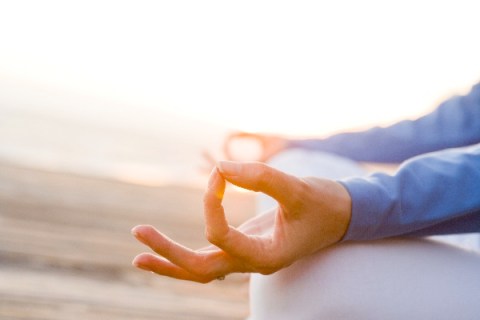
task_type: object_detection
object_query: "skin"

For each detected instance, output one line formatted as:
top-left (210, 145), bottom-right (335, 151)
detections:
top-left (132, 159), bottom-right (352, 283)
top-left (222, 132), bottom-right (289, 163)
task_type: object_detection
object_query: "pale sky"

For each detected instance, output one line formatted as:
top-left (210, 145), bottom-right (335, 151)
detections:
top-left (1, 0), bottom-right (479, 136)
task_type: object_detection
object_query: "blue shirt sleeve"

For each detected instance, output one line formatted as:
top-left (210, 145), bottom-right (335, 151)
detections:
top-left (340, 145), bottom-right (480, 241)
top-left (289, 83), bottom-right (480, 163)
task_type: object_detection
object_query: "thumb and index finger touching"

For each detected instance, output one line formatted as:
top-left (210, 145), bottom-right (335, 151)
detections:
top-left (203, 162), bottom-right (301, 262)
top-left (216, 160), bottom-right (301, 208)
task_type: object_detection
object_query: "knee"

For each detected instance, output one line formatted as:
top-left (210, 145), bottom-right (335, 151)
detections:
top-left (249, 239), bottom-right (480, 320)
top-left (249, 242), bottom-right (373, 319)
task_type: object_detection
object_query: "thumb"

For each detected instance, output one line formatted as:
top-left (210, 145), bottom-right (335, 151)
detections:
top-left (217, 161), bottom-right (302, 207)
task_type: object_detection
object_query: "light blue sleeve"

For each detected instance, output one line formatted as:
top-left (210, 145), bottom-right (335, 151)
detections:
top-left (340, 145), bottom-right (480, 240)
top-left (289, 83), bottom-right (480, 163)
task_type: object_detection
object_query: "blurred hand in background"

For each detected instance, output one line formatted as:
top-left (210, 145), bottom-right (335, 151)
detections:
top-left (200, 132), bottom-right (289, 174)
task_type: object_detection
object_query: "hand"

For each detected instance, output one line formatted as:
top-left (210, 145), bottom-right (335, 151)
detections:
top-left (223, 132), bottom-right (288, 163)
top-left (132, 161), bottom-right (352, 283)
top-left (199, 132), bottom-right (288, 174)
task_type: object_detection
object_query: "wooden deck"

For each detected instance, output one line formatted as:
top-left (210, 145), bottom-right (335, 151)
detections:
top-left (0, 163), bottom-right (254, 319)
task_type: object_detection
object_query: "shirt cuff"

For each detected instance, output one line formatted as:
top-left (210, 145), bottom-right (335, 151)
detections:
top-left (338, 174), bottom-right (397, 241)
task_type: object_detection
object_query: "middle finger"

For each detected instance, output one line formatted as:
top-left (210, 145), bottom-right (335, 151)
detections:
top-left (132, 225), bottom-right (241, 277)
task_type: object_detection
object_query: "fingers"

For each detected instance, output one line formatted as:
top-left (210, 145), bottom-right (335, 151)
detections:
top-left (132, 225), bottom-right (197, 269)
top-left (133, 253), bottom-right (208, 282)
top-left (203, 168), bottom-right (274, 265)
top-left (131, 168), bottom-right (269, 281)
top-left (132, 162), bottom-right (291, 281)
top-left (217, 161), bottom-right (303, 208)
top-left (204, 167), bottom-right (229, 237)
top-left (132, 224), bottom-right (233, 278)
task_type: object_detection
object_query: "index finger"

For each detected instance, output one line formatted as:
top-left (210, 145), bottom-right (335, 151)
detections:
top-left (203, 167), bottom-right (273, 265)
top-left (132, 224), bottom-right (236, 279)
top-left (217, 161), bottom-right (303, 209)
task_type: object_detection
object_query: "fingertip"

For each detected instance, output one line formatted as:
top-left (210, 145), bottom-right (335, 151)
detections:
top-left (132, 253), bottom-right (150, 270)
top-left (207, 166), bottom-right (218, 186)
top-left (131, 225), bottom-right (141, 236)
top-left (132, 254), bottom-right (141, 267)
top-left (133, 224), bottom-right (156, 233)
top-left (131, 225), bottom-right (159, 246)
top-left (207, 167), bottom-right (226, 199)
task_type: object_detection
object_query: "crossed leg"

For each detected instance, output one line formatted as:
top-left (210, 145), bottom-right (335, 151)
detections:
top-left (248, 150), bottom-right (480, 320)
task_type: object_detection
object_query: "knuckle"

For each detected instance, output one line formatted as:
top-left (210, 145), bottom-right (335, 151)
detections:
top-left (256, 162), bottom-right (270, 178)
top-left (297, 177), bottom-right (311, 193)
top-left (204, 226), bottom-right (228, 245)
top-left (256, 164), bottom-right (274, 189)
top-left (205, 229), bottom-right (218, 244)
top-left (288, 178), bottom-right (310, 211)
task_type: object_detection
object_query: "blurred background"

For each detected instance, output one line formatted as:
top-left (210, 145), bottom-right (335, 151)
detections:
top-left (0, 0), bottom-right (479, 319)
top-left (1, 0), bottom-right (480, 187)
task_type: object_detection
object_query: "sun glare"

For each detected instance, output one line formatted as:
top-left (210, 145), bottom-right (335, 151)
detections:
top-left (1, 1), bottom-right (479, 137)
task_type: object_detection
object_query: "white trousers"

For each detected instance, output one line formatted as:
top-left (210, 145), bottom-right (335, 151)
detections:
top-left (248, 150), bottom-right (480, 320)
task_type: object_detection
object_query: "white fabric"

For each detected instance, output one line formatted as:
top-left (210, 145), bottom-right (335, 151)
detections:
top-left (248, 150), bottom-right (480, 320)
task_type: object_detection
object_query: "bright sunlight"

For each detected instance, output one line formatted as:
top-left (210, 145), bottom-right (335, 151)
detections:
top-left (1, 1), bottom-right (479, 137)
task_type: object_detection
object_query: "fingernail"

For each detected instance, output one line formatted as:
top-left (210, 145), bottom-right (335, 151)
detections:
top-left (132, 255), bottom-right (149, 270)
top-left (131, 226), bottom-right (140, 237)
top-left (130, 226), bottom-right (137, 236)
top-left (131, 226), bottom-right (146, 243)
top-left (218, 161), bottom-right (241, 176)
top-left (132, 258), bottom-right (140, 267)
top-left (132, 260), bottom-right (149, 271)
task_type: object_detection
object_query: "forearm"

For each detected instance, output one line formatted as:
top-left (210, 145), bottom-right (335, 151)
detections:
top-left (340, 144), bottom-right (480, 241)
top-left (289, 83), bottom-right (480, 163)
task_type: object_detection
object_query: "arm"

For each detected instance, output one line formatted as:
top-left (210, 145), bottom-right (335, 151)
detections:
top-left (289, 83), bottom-right (480, 163)
top-left (341, 145), bottom-right (480, 241)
